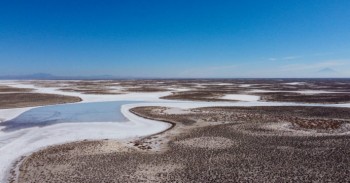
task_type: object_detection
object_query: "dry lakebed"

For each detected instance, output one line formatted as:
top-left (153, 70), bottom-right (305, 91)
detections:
top-left (1, 79), bottom-right (350, 182)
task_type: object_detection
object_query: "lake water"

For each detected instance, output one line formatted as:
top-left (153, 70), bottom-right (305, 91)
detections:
top-left (1, 101), bottom-right (137, 131)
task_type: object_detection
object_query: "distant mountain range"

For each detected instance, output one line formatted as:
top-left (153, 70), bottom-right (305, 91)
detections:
top-left (317, 67), bottom-right (338, 74)
top-left (315, 67), bottom-right (340, 77)
top-left (0, 73), bottom-right (135, 80)
top-left (0, 71), bottom-right (347, 80)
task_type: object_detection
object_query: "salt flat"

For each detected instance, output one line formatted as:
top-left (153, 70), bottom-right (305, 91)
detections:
top-left (0, 102), bottom-right (170, 182)
top-left (220, 94), bottom-right (261, 101)
top-left (1, 80), bottom-right (350, 182)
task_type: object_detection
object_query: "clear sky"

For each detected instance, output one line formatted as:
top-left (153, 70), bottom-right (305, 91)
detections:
top-left (1, 0), bottom-right (350, 78)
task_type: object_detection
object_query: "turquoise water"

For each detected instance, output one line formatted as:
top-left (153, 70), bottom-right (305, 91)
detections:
top-left (1, 101), bottom-right (137, 131)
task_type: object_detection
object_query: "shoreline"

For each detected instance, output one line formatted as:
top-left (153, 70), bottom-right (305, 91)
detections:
top-left (4, 100), bottom-right (350, 182)
top-left (0, 81), bottom-right (174, 182)
top-left (14, 105), bottom-right (350, 182)
top-left (0, 103), bottom-right (171, 183)
top-left (2, 80), bottom-right (350, 182)
top-left (9, 108), bottom-right (178, 182)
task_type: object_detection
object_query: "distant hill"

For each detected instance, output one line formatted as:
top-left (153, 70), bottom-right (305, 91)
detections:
top-left (0, 73), bottom-right (134, 80)
top-left (317, 67), bottom-right (337, 74)
top-left (315, 67), bottom-right (340, 78)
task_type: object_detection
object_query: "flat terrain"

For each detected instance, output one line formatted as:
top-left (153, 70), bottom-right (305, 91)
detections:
top-left (2, 79), bottom-right (350, 182)
top-left (28, 80), bottom-right (171, 94)
top-left (16, 105), bottom-right (350, 182)
top-left (160, 79), bottom-right (350, 103)
top-left (0, 93), bottom-right (82, 109)
top-left (6, 79), bottom-right (350, 103)
top-left (0, 86), bottom-right (33, 93)
top-left (259, 92), bottom-right (350, 103)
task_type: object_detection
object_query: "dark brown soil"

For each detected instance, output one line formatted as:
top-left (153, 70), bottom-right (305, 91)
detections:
top-left (0, 86), bottom-right (33, 93)
top-left (161, 91), bottom-right (238, 101)
top-left (16, 106), bottom-right (350, 182)
top-left (260, 92), bottom-right (350, 104)
top-left (133, 106), bottom-right (350, 131)
top-left (158, 79), bottom-right (350, 103)
top-left (123, 87), bottom-right (170, 92)
top-left (59, 88), bottom-right (122, 95)
top-left (0, 93), bottom-right (82, 109)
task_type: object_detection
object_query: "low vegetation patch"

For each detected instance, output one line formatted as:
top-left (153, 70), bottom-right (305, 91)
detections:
top-left (0, 93), bottom-right (81, 109)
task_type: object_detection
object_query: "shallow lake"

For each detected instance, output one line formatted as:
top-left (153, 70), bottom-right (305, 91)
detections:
top-left (1, 101), bottom-right (138, 131)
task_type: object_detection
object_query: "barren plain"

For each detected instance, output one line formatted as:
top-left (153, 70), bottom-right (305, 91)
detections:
top-left (1, 79), bottom-right (350, 182)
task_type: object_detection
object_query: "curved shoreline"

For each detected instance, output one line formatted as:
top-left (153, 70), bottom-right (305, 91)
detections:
top-left (129, 108), bottom-right (177, 139)
top-left (2, 103), bottom-right (172, 182)
top-left (9, 106), bottom-right (176, 183)
top-left (0, 82), bottom-right (176, 182)
top-left (2, 81), bottom-right (350, 182)
top-left (15, 105), bottom-right (350, 182)
top-left (4, 100), bottom-right (350, 182)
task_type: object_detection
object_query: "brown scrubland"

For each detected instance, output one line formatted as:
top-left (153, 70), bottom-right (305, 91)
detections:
top-left (15, 105), bottom-right (350, 182)
top-left (0, 93), bottom-right (81, 109)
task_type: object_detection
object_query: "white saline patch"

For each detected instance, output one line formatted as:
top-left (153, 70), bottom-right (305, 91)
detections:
top-left (239, 84), bottom-right (252, 87)
top-left (3, 81), bottom-right (172, 103)
top-left (0, 104), bottom-right (171, 182)
top-left (1, 81), bottom-right (350, 181)
top-left (283, 82), bottom-right (307, 85)
top-left (220, 94), bottom-right (261, 102)
top-left (0, 107), bottom-right (34, 123)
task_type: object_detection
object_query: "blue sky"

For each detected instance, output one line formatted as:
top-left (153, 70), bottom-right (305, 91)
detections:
top-left (1, 0), bottom-right (350, 78)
